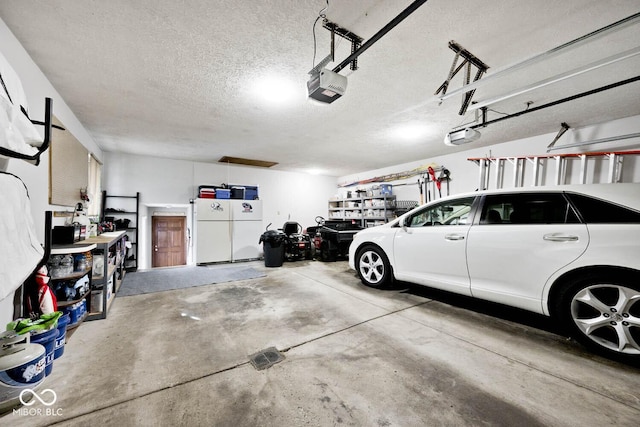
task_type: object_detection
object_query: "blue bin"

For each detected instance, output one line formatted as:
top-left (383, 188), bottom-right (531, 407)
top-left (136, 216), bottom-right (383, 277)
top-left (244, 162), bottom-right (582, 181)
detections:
top-left (54, 314), bottom-right (70, 359)
top-left (245, 186), bottom-right (259, 200)
top-left (216, 189), bottom-right (231, 199)
top-left (62, 305), bottom-right (77, 324)
top-left (30, 328), bottom-right (59, 376)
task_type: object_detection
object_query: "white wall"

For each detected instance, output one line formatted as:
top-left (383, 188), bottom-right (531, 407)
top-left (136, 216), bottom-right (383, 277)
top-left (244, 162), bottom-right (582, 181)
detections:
top-left (0, 18), bottom-right (103, 325)
top-left (103, 152), bottom-right (338, 269)
top-left (338, 115), bottom-right (640, 202)
top-left (105, 115), bottom-right (640, 271)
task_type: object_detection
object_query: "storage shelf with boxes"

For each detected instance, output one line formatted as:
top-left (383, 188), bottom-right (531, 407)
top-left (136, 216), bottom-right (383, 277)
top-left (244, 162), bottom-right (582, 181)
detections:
top-left (328, 184), bottom-right (396, 227)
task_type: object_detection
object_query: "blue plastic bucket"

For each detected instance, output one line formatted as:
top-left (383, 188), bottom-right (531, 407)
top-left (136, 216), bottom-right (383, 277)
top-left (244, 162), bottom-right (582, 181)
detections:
top-left (54, 314), bottom-right (70, 359)
top-left (30, 328), bottom-right (59, 376)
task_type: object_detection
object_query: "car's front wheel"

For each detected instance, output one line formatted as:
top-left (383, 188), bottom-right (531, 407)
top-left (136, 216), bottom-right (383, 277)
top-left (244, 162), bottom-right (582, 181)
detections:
top-left (555, 271), bottom-right (640, 362)
top-left (356, 245), bottom-right (393, 288)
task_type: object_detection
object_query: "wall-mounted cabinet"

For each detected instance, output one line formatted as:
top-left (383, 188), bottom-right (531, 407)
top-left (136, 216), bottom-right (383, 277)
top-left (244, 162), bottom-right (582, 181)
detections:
top-left (328, 194), bottom-right (396, 227)
top-left (102, 191), bottom-right (139, 271)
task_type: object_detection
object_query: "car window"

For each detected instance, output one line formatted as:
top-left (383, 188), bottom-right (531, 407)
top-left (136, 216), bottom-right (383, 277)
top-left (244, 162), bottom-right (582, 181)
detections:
top-left (480, 193), bottom-right (580, 224)
top-left (565, 193), bottom-right (640, 223)
top-left (407, 197), bottom-right (475, 227)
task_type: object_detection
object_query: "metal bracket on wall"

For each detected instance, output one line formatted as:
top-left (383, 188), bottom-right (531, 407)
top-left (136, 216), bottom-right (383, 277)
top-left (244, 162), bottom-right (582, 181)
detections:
top-left (435, 41), bottom-right (489, 115)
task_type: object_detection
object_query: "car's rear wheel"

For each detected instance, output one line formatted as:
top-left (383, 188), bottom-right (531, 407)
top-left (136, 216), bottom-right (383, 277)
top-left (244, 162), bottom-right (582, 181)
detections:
top-left (356, 245), bottom-right (392, 288)
top-left (555, 272), bottom-right (640, 362)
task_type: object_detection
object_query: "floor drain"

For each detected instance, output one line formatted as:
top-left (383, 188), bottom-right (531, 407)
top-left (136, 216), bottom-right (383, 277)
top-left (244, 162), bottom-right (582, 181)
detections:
top-left (249, 346), bottom-right (285, 370)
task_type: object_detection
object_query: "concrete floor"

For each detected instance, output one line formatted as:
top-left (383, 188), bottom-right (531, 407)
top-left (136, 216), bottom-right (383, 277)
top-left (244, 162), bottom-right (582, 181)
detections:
top-left (5, 260), bottom-right (640, 426)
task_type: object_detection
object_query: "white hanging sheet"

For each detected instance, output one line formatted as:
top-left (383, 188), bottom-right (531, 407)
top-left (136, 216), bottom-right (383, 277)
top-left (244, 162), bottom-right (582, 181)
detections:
top-left (0, 50), bottom-right (43, 159)
top-left (0, 172), bottom-right (44, 301)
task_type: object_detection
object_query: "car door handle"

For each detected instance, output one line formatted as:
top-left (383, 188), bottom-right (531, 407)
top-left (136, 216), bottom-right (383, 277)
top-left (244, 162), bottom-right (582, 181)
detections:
top-left (543, 233), bottom-right (579, 242)
top-left (445, 234), bottom-right (465, 241)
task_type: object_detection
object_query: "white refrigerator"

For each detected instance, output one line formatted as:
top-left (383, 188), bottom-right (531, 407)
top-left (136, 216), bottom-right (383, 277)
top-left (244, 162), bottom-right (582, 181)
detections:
top-left (230, 200), bottom-right (262, 261)
top-left (195, 199), bottom-right (232, 264)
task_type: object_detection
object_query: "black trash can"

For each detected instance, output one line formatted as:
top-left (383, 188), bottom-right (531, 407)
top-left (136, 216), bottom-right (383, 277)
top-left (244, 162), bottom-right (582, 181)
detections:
top-left (259, 230), bottom-right (285, 267)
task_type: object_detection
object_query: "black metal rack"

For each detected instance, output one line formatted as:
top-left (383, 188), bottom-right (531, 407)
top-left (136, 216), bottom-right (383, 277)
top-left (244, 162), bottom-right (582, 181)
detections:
top-left (0, 97), bottom-right (54, 166)
top-left (0, 95), bottom-right (55, 319)
top-left (101, 191), bottom-right (140, 271)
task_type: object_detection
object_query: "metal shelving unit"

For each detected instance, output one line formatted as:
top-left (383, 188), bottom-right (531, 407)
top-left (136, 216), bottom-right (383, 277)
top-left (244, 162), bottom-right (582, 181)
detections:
top-left (101, 191), bottom-right (139, 271)
top-left (328, 194), bottom-right (396, 228)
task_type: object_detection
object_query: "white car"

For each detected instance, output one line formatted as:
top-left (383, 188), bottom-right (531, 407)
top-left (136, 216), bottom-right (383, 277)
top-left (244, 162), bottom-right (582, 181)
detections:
top-left (349, 184), bottom-right (640, 362)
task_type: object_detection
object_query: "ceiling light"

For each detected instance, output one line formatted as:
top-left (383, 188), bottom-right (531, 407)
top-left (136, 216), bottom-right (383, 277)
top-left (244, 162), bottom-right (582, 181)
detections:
top-left (305, 168), bottom-right (325, 175)
top-left (251, 75), bottom-right (299, 106)
top-left (389, 123), bottom-right (434, 141)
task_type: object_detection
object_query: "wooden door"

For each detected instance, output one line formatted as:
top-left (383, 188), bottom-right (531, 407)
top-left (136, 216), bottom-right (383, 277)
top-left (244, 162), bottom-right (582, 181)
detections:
top-left (152, 216), bottom-right (187, 268)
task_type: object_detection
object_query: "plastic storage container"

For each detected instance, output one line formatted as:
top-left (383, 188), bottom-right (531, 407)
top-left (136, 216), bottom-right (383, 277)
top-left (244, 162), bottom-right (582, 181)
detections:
top-left (63, 301), bottom-right (85, 324)
top-left (91, 290), bottom-right (104, 313)
top-left (380, 184), bottom-right (393, 195)
top-left (29, 328), bottom-right (59, 376)
top-left (245, 186), bottom-right (259, 200)
top-left (231, 186), bottom-right (246, 199)
top-left (54, 313), bottom-right (70, 359)
top-left (199, 187), bottom-right (216, 198)
top-left (216, 189), bottom-right (231, 199)
top-left (0, 331), bottom-right (46, 413)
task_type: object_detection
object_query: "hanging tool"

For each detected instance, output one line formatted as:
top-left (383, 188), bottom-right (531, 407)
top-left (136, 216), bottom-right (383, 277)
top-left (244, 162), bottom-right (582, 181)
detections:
top-left (427, 166), bottom-right (441, 198)
top-left (417, 178), bottom-right (424, 204)
top-left (439, 168), bottom-right (451, 196)
top-left (424, 173), bottom-right (431, 203)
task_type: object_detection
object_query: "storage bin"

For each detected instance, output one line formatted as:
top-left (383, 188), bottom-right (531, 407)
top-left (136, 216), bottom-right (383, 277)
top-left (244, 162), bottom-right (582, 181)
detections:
top-left (30, 328), bottom-right (59, 376)
top-left (216, 189), bottom-right (231, 199)
top-left (62, 306), bottom-right (75, 324)
top-left (106, 277), bottom-right (113, 301)
top-left (245, 186), bottom-right (259, 200)
top-left (199, 187), bottom-right (216, 198)
top-left (91, 291), bottom-right (103, 313)
top-left (54, 314), bottom-right (70, 359)
top-left (380, 184), bottom-right (393, 195)
top-left (93, 255), bottom-right (104, 278)
top-left (79, 299), bottom-right (87, 318)
top-left (231, 187), bottom-right (245, 199)
top-left (62, 302), bottom-right (83, 324)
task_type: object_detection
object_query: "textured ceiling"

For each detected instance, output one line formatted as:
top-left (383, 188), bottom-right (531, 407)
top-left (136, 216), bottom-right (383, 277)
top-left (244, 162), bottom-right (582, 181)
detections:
top-left (1, 0), bottom-right (639, 176)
